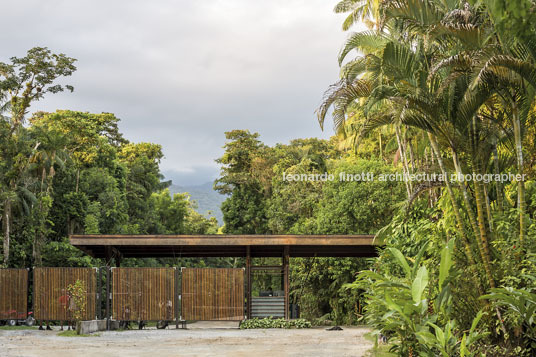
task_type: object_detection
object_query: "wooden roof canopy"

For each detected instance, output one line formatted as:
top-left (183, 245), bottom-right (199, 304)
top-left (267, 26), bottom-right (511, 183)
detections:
top-left (69, 234), bottom-right (379, 258)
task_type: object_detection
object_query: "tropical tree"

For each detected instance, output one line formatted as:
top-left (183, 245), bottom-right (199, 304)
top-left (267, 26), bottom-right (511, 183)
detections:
top-left (0, 47), bottom-right (76, 265)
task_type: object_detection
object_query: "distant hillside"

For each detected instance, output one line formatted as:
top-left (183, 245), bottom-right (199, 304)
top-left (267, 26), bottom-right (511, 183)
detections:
top-left (169, 182), bottom-right (226, 225)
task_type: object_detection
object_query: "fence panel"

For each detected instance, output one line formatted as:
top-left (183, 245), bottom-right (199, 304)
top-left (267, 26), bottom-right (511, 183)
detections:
top-left (33, 267), bottom-right (97, 321)
top-left (181, 268), bottom-right (244, 321)
top-left (111, 267), bottom-right (175, 321)
top-left (0, 269), bottom-right (28, 320)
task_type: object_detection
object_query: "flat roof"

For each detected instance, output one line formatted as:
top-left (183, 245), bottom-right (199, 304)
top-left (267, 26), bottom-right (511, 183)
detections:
top-left (69, 234), bottom-right (379, 258)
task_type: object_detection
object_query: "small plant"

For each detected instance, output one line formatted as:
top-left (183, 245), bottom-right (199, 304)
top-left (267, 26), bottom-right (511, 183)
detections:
top-left (240, 317), bottom-right (311, 329)
top-left (67, 279), bottom-right (87, 335)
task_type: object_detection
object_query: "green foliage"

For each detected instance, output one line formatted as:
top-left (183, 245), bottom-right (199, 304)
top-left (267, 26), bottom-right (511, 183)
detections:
top-left (349, 240), bottom-right (488, 356)
top-left (0, 325), bottom-right (37, 330)
top-left (481, 286), bottom-right (536, 351)
top-left (84, 202), bottom-right (101, 234)
top-left (67, 279), bottom-right (87, 326)
top-left (215, 130), bottom-right (272, 234)
top-left (239, 318), bottom-right (311, 329)
top-left (57, 330), bottom-right (96, 337)
top-left (290, 257), bottom-right (369, 325)
top-left (311, 159), bottom-right (405, 234)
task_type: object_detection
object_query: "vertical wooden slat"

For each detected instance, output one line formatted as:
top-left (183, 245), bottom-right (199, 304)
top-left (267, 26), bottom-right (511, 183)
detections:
top-left (111, 268), bottom-right (174, 321)
top-left (181, 268), bottom-right (244, 321)
top-left (33, 267), bottom-right (96, 321)
top-left (0, 269), bottom-right (28, 320)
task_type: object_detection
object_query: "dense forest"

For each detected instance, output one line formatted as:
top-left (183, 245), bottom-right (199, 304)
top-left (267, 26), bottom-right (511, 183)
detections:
top-left (2, 0), bottom-right (536, 355)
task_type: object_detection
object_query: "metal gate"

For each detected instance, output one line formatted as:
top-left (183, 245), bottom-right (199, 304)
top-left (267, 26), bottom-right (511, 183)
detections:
top-left (33, 267), bottom-right (97, 321)
top-left (181, 268), bottom-right (244, 321)
top-left (111, 267), bottom-right (176, 321)
top-left (0, 269), bottom-right (28, 320)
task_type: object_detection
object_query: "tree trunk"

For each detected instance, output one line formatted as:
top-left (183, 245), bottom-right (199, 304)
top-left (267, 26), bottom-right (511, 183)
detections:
top-left (512, 101), bottom-right (526, 248)
top-left (452, 150), bottom-right (487, 268)
top-left (492, 143), bottom-right (504, 212)
top-left (428, 134), bottom-right (483, 294)
top-left (395, 125), bottom-right (412, 198)
top-left (471, 118), bottom-right (495, 289)
top-left (378, 131), bottom-right (383, 161)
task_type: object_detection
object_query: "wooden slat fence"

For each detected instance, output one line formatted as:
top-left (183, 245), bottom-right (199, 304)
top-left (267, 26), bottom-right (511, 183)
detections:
top-left (181, 268), bottom-right (244, 321)
top-left (33, 267), bottom-right (97, 321)
top-left (0, 269), bottom-right (28, 320)
top-left (111, 267), bottom-right (175, 321)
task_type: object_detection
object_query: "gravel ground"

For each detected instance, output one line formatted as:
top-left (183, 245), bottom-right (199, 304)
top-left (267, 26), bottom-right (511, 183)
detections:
top-left (0, 326), bottom-right (373, 357)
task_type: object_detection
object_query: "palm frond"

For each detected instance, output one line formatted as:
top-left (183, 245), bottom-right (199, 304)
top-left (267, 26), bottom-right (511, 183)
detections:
top-left (338, 31), bottom-right (389, 65)
top-left (316, 79), bottom-right (372, 130)
top-left (385, 0), bottom-right (443, 29)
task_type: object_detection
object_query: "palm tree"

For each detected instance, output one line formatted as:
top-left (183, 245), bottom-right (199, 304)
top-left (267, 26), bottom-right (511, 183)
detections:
top-left (316, 0), bottom-right (536, 292)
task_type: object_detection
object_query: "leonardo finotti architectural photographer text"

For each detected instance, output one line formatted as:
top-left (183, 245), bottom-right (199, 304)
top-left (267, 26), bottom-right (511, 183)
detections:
top-left (282, 172), bottom-right (527, 183)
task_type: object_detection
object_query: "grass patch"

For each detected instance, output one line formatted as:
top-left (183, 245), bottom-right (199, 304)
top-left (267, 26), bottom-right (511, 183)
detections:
top-left (363, 332), bottom-right (396, 357)
top-left (57, 330), bottom-right (99, 337)
top-left (0, 325), bottom-right (37, 330)
top-left (365, 344), bottom-right (396, 357)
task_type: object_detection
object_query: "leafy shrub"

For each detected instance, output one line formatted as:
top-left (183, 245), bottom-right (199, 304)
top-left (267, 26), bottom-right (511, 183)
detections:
top-left (347, 240), bottom-right (488, 356)
top-left (239, 318), bottom-right (311, 329)
top-left (482, 286), bottom-right (536, 353)
top-left (67, 279), bottom-right (87, 335)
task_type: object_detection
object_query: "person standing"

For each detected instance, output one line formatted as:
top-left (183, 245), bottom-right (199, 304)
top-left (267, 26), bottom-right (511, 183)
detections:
top-left (58, 289), bottom-right (70, 331)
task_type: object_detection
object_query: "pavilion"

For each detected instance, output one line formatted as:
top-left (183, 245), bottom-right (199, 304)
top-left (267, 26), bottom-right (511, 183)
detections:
top-left (70, 234), bottom-right (379, 319)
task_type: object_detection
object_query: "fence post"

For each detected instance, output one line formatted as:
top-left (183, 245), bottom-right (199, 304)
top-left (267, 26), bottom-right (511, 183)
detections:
top-left (106, 267), bottom-right (111, 330)
top-left (96, 267), bottom-right (102, 320)
top-left (175, 267), bottom-right (179, 329)
top-left (246, 246), bottom-right (251, 319)
top-left (283, 245), bottom-right (290, 320)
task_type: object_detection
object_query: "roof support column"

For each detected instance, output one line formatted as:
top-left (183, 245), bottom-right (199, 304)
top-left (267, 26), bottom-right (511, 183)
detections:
top-left (104, 246), bottom-right (113, 267)
top-left (246, 246), bottom-right (251, 319)
top-left (283, 245), bottom-right (289, 320)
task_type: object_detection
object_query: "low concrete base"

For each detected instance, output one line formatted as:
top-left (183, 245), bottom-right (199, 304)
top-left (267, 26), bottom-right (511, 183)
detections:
top-left (186, 321), bottom-right (240, 329)
top-left (79, 320), bottom-right (107, 334)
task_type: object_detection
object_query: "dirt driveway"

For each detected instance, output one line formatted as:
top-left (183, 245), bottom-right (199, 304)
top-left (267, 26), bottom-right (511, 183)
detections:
top-left (0, 326), bottom-right (373, 357)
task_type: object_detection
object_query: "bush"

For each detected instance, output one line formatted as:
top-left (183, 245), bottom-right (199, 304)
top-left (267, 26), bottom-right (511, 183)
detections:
top-left (239, 318), bottom-right (311, 329)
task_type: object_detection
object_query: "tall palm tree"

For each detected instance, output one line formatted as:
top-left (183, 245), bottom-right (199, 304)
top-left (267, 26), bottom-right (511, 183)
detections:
top-left (316, 0), bottom-right (536, 292)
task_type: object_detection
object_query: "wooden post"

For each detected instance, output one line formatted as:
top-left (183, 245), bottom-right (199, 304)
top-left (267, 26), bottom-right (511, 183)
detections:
top-left (105, 267), bottom-right (110, 330)
top-left (174, 267), bottom-right (179, 329)
top-left (104, 246), bottom-right (111, 266)
top-left (97, 268), bottom-right (102, 320)
top-left (283, 245), bottom-right (289, 319)
top-left (246, 246), bottom-right (251, 319)
top-left (114, 251), bottom-right (121, 267)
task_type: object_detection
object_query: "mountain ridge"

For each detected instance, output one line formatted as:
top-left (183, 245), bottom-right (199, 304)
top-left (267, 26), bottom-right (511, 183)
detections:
top-left (168, 182), bottom-right (226, 224)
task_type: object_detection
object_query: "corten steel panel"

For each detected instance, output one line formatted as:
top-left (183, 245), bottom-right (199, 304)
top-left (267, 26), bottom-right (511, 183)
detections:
top-left (33, 267), bottom-right (97, 321)
top-left (182, 268), bottom-right (244, 321)
top-left (69, 235), bottom-right (378, 258)
top-left (0, 269), bottom-right (28, 320)
top-left (111, 268), bottom-right (175, 321)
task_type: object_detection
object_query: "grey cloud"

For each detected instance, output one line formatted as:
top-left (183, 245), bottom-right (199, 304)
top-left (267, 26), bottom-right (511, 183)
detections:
top-left (1, 0), bottom-right (362, 185)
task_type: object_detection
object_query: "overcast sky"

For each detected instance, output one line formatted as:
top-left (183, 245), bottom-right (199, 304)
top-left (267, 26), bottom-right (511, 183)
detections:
top-left (2, 0), bottom-right (361, 185)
